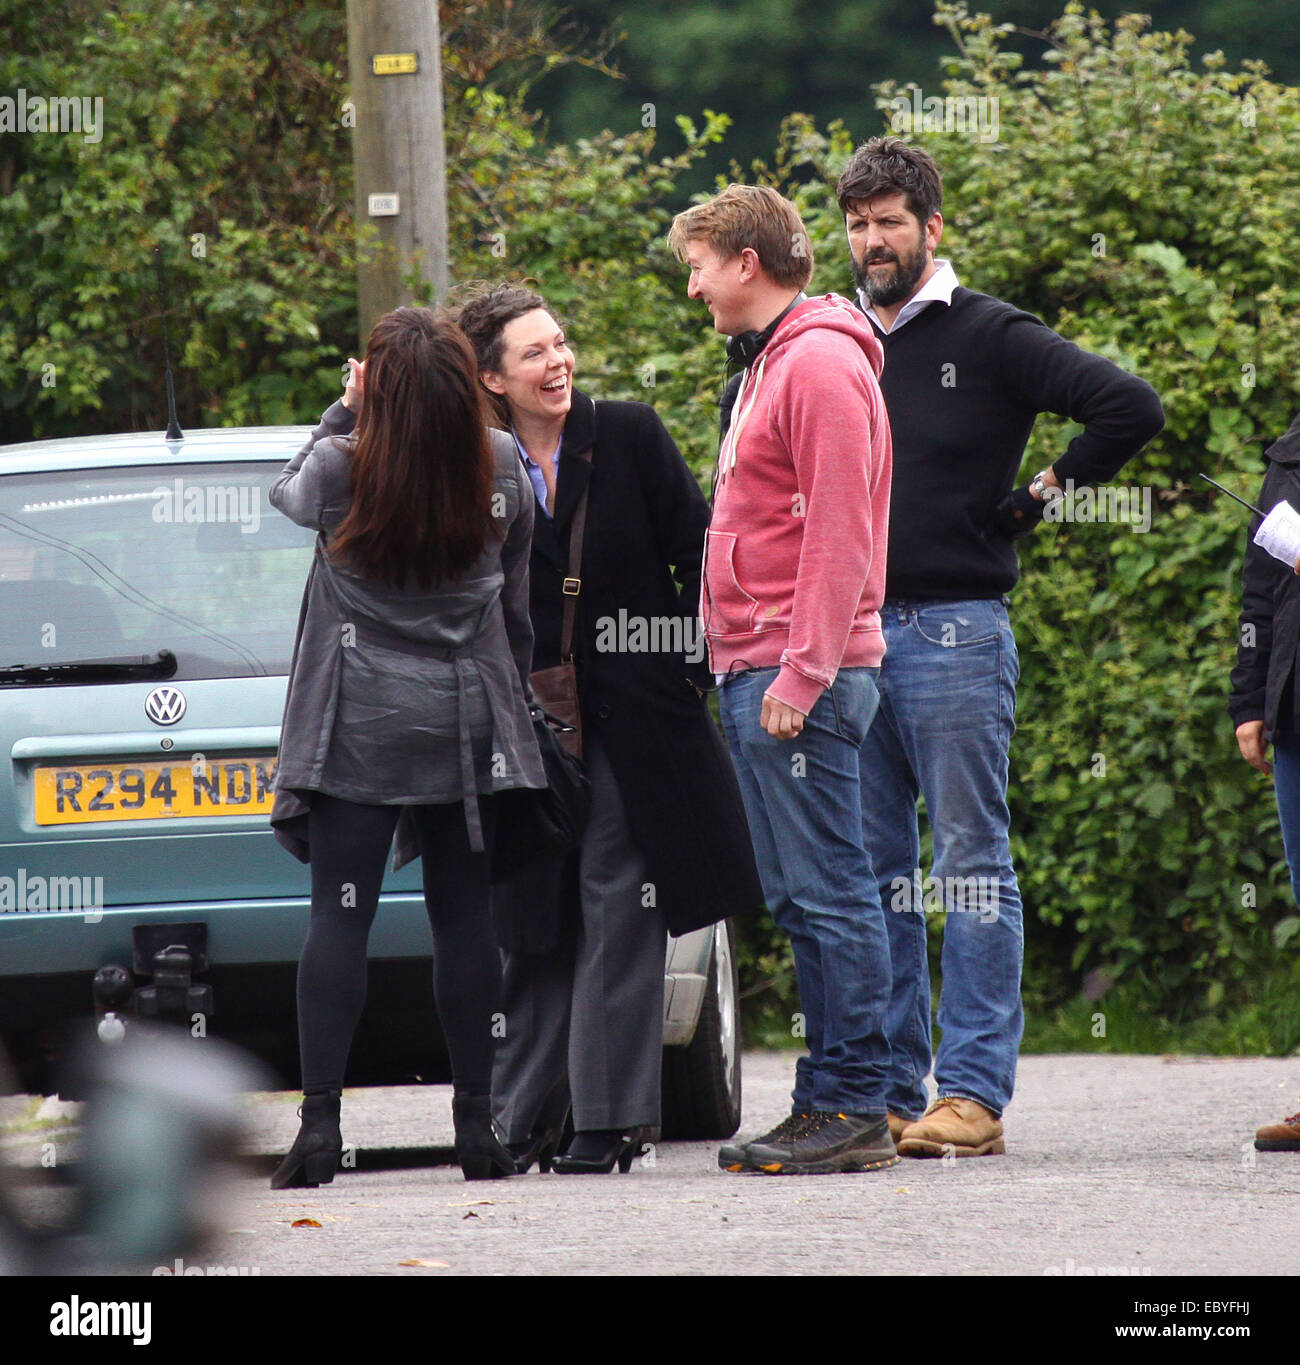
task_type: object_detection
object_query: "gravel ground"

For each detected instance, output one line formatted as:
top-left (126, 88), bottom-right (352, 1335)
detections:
top-left (4, 1050), bottom-right (1297, 1280)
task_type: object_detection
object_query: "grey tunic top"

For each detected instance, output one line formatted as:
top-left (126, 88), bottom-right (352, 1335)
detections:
top-left (268, 399), bottom-right (545, 868)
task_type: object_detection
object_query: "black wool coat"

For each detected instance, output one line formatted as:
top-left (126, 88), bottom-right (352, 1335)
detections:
top-left (505, 389), bottom-right (764, 939)
top-left (1229, 411), bottom-right (1300, 738)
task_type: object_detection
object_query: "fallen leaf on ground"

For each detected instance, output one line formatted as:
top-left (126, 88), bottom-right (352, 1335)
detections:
top-left (397, 1259), bottom-right (449, 1268)
top-left (291, 1218), bottom-right (322, 1228)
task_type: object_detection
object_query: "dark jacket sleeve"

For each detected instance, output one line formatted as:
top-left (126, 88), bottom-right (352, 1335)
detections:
top-left (270, 400), bottom-right (356, 530)
top-left (631, 403), bottom-right (711, 681)
top-left (999, 311), bottom-right (1165, 486)
top-left (1228, 461), bottom-right (1288, 727)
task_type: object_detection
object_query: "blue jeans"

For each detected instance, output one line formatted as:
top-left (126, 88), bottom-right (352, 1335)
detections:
top-left (719, 665), bottom-right (892, 1115)
top-left (860, 599), bottom-right (1025, 1119)
top-left (1273, 733), bottom-right (1300, 907)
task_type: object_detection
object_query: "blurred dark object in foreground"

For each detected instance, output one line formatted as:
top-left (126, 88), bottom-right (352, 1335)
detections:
top-left (1, 1024), bottom-right (266, 1274)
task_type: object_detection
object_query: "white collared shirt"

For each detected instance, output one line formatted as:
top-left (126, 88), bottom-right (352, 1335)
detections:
top-left (858, 258), bottom-right (959, 335)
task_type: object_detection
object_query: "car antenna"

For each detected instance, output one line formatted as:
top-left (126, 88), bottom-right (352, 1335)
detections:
top-left (1198, 472), bottom-right (1264, 518)
top-left (154, 246), bottom-right (184, 442)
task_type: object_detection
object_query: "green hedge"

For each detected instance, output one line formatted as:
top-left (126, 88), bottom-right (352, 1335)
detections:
top-left (7, 1), bottom-right (1300, 1041)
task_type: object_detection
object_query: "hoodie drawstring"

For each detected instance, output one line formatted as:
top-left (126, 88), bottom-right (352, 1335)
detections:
top-left (718, 353), bottom-right (767, 482)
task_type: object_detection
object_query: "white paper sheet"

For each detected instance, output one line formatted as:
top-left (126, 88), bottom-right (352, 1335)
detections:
top-left (1253, 500), bottom-right (1300, 570)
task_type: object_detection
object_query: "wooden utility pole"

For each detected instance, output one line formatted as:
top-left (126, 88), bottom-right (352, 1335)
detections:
top-left (345, 0), bottom-right (450, 346)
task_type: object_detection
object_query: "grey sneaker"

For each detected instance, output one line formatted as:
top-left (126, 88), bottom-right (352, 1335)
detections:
top-left (717, 1112), bottom-right (813, 1172)
top-left (746, 1110), bottom-right (899, 1174)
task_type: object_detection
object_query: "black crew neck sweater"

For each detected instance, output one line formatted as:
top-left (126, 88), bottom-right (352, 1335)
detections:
top-left (867, 286), bottom-right (1164, 601)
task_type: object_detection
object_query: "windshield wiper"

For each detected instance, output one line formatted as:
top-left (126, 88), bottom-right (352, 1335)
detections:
top-left (0, 650), bottom-right (178, 686)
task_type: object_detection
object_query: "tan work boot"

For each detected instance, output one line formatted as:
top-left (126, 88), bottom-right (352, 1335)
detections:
top-left (897, 1096), bottom-right (1005, 1157)
top-left (887, 1112), bottom-right (910, 1144)
top-left (1254, 1111), bottom-right (1300, 1151)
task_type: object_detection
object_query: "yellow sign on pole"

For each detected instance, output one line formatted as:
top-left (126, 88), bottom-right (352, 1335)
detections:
top-left (371, 52), bottom-right (419, 75)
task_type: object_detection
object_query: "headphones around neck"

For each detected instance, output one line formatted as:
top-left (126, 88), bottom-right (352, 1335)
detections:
top-left (725, 292), bottom-right (808, 368)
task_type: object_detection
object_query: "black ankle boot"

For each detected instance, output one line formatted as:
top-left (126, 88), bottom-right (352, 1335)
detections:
top-left (452, 1094), bottom-right (515, 1181)
top-left (270, 1090), bottom-right (342, 1189)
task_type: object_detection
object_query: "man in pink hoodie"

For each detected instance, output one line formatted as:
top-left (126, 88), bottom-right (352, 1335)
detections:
top-left (669, 185), bottom-right (898, 1174)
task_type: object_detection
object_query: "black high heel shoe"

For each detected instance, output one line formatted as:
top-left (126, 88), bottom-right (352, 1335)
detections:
top-left (270, 1090), bottom-right (342, 1189)
top-left (452, 1094), bottom-right (516, 1180)
top-left (506, 1126), bottom-right (565, 1174)
top-left (550, 1128), bottom-right (642, 1174)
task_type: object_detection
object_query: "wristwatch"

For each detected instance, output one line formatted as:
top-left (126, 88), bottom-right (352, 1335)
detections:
top-left (1030, 471), bottom-right (1060, 502)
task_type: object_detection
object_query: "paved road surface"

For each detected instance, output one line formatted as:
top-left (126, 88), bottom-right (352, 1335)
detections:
top-left (3, 1051), bottom-right (1297, 1279)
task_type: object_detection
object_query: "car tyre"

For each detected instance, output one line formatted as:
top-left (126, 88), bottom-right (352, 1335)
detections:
top-left (660, 918), bottom-right (742, 1140)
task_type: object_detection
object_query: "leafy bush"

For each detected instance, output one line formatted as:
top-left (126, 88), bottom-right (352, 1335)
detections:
top-left (889, 3), bottom-right (1300, 1029)
top-left (7, 0), bottom-right (1300, 1043)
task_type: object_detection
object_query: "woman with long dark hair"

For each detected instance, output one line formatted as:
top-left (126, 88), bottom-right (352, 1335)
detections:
top-left (455, 284), bottom-right (763, 1174)
top-left (267, 307), bottom-right (544, 1184)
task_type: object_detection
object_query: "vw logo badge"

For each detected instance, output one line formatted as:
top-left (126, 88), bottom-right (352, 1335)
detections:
top-left (145, 686), bottom-right (187, 726)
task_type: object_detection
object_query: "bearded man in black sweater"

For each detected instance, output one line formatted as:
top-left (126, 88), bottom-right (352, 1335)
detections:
top-left (830, 137), bottom-right (1164, 1157)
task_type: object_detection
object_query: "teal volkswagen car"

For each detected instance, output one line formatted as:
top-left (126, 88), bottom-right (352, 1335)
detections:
top-left (0, 424), bottom-right (740, 1138)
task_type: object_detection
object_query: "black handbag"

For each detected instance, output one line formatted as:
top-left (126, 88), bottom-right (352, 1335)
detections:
top-left (489, 704), bottom-right (591, 884)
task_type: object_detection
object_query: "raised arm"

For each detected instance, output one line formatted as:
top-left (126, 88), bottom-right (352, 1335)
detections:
top-left (1002, 312), bottom-right (1165, 485)
top-left (269, 400), bottom-right (357, 531)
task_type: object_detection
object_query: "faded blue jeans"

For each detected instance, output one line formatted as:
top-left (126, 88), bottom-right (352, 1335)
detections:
top-left (860, 599), bottom-right (1025, 1120)
top-left (719, 665), bottom-right (892, 1116)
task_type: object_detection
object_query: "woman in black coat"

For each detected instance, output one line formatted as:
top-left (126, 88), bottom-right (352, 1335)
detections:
top-left (456, 284), bottom-right (764, 1173)
top-left (1229, 409), bottom-right (1300, 1154)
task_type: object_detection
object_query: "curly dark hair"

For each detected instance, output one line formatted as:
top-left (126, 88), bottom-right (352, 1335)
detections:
top-left (835, 136), bottom-right (943, 224)
top-left (449, 281), bottom-right (550, 373)
top-left (448, 281), bottom-right (557, 425)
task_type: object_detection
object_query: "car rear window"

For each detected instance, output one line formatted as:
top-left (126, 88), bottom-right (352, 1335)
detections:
top-left (0, 461), bottom-right (316, 680)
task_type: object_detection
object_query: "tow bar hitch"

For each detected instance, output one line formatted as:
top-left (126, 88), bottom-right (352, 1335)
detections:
top-left (90, 924), bottom-right (213, 1042)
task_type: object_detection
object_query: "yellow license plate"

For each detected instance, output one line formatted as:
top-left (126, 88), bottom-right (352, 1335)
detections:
top-left (34, 757), bottom-right (278, 825)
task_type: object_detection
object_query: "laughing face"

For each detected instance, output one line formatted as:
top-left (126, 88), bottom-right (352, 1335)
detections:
top-left (480, 308), bottom-right (574, 427)
top-left (683, 239), bottom-right (750, 336)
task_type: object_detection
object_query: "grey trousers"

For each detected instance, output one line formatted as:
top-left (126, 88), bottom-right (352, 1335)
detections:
top-left (493, 734), bottom-right (667, 1138)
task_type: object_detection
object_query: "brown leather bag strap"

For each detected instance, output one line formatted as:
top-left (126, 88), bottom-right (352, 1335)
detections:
top-left (559, 407), bottom-right (594, 663)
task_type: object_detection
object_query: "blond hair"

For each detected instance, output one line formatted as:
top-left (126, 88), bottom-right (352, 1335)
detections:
top-left (667, 184), bottom-right (814, 289)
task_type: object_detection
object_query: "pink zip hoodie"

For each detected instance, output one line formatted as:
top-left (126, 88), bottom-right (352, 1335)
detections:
top-left (703, 293), bottom-right (892, 715)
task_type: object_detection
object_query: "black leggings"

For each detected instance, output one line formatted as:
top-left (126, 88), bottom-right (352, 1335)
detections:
top-left (297, 793), bottom-right (500, 1095)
